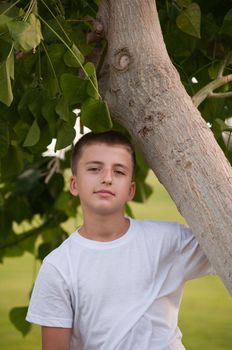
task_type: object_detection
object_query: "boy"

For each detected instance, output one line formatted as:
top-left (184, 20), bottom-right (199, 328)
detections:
top-left (26, 130), bottom-right (213, 350)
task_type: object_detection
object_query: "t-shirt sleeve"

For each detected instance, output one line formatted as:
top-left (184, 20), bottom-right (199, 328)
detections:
top-left (178, 224), bottom-right (215, 281)
top-left (26, 261), bottom-right (74, 328)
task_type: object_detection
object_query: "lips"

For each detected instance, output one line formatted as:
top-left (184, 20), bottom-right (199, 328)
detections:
top-left (94, 190), bottom-right (115, 196)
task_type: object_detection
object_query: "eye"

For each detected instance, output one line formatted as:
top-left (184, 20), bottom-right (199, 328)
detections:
top-left (114, 170), bottom-right (125, 175)
top-left (88, 167), bottom-right (100, 172)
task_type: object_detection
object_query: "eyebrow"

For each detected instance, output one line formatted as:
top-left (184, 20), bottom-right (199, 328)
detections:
top-left (86, 161), bottom-right (129, 170)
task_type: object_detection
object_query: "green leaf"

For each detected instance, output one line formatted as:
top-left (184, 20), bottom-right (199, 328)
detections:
top-left (125, 203), bottom-right (134, 218)
top-left (18, 234), bottom-right (37, 254)
top-left (0, 119), bottom-right (9, 158)
top-left (55, 96), bottom-right (70, 121)
top-left (42, 99), bottom-right (58, 122)
top-left (28, 92), bottom-right (43, 119)
top-left (81, 98), bottom-right (112, 132)
top-left (208, 62), bottom-right (221, 80)
top-left (0, 191), bottom-right (4, 207)
top-left (38, 226), bottom-right (68, 256)
top-left (200, 98), bottom-right (232, 123)
top-left (0, 210), bottom-right (12, 239)
top-left (133, 180), bottom-right (153, 203)
top-left (0, 39), bottom-right (9, 63)
top-left (6, 195), bottom-right (32, 223)
top-left (55, 121), bottom-right (76, 150)
top-left (3, 239), bottom-right (25, 258)
top-left (176, 3), bottom-right (201, 39)
top-left (54, 191), bottom-right (80, 217)
top-left (9, 307), bottom-right (31, 336)
top-left (15, 167), bottom-right (43, 193)
top-left (84, 62), bottom-right (99, 99)
top-left (0, 145), bottom-right (24, 180)
top-left (42, 16), bottom-right (70, 44)
top-left (7, 18), bottom-right (42, 52)
top-left (0, 14), bottom-right (12, 32)
top-left (60, 73), bottom-right (88, 104)
top-left (14, 121), bottom-right (30, 144)
top-left (213, 119), bottom-right (224, 140)
top-left (18, 89), bottom-right (38, 121)
top-left (37, 242), bottom-right (52, 261)
top-left (23, 119), bottom-right (40, 147)
top-left (8, 42), bottom-right (14, 79)
top-left (0, 43), bottom-right (14, 106)
top-left (42, 99), bottom-right (58, 137)
top-left (64, 43), bottom-right (84, 68)
top-left (0, 61), bottom-right (13, 106)
top-left (176, 0), bottom-right (191, 8)
top-left (41, 227), bottom-right (68, 246)
top-left (213, 118), bottom-right (232, 140)
top-left (164, 27), bottom-right (197, 57)
top-left (73, 25), bottom-right (95, 56)
top-left (0, 2), bottom-right (18, 18)
top-left (28, 13), bottom-right (43, 43)
top-left (29, 123), bottom-right (52, 154)
top-left (47, 173), bottom-right (64, 198)
top-left (221, 9), bottom-right (232, 39)
top-left (46, 43), bottom-right (67, 76)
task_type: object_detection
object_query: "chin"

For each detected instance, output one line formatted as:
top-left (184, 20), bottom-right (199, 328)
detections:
top-left (94, 206), bottom-right (121, 216)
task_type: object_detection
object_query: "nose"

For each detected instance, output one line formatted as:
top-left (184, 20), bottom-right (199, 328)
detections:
top-left (101, 168), bottom-right (112, 185)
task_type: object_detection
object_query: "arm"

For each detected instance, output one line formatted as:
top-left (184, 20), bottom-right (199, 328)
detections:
top-left (179, 224), bottom-right (214, 280)
top-left (26, 261), bottom-right (75, 346)
top-left (42, 326), bottom-right (72, 350)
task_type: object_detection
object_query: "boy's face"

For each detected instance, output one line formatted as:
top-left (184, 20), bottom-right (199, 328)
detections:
top-left (70, 143), bottom-right (136, 217)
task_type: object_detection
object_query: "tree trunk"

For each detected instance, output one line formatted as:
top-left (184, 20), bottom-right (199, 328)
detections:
top-left (97, 0), bottom-right (232, 293)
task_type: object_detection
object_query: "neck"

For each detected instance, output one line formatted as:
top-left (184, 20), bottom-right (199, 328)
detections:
top-left (79, 213), bottom-right (130, 242)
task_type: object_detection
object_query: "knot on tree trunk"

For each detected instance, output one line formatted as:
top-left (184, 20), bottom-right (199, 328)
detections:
top-left (87, 19), bottom-right (105, 43)
top-left (113, 47), bottom-right (132, 71)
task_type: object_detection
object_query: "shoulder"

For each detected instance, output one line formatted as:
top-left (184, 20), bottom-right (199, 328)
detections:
top-left (43, 232), bottom-right (78, 272)
top-left (131, 218), bottom-right (181, 237)
top-left (130, 218), bottom-right (184, 251)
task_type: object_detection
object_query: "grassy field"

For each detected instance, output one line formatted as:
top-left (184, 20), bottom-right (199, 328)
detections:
top-left (0, 172), bottom-right (231, 349)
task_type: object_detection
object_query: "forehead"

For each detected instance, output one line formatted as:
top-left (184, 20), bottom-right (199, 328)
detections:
top-left (79, 143), bottom-right (133, 165)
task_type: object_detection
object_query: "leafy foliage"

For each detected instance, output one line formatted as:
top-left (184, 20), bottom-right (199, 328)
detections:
top-left (0, 0), bottom-right (232, 335)
top-left (9, 306), bottom-right (31, 336)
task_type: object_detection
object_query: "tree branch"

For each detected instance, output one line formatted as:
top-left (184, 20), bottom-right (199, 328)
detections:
top-left (192, 74), bottom-right (232, 107)
top-left (45, 157), bottom-right (60, 184)
top-left (0, 215), bottom-right (64, 250)
top-left (208, 91), bottom-right (232, 99)
top-left (0, 225), bottom-right (44, 250)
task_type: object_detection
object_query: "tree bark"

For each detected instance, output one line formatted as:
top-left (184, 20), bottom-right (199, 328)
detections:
top-left (97, 0), bottom-right (232, 293)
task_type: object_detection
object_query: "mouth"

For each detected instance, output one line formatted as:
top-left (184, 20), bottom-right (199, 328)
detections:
top-left (94, 190), bottom-right (115, 196)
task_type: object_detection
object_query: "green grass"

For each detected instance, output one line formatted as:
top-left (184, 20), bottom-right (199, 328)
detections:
top-left (0, 172), bottom-right (231, 349)
top-left (0, 253), bottom-right (41, 349)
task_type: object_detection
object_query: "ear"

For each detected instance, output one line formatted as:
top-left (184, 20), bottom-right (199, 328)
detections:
top-left (70, 176), bottom-right (79, 196)
top-left (128, 181), bottom-right (136, 201)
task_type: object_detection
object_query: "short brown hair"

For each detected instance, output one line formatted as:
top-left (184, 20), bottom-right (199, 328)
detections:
top-left (71, 130), bottom-right (136, 177)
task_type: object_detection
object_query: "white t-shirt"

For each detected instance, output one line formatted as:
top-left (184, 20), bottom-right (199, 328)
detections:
top-left (26, 218), bottom-right (213, 350)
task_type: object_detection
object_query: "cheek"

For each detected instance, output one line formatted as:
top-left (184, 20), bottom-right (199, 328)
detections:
top-left (77, 176), bottom-right (95, 193)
